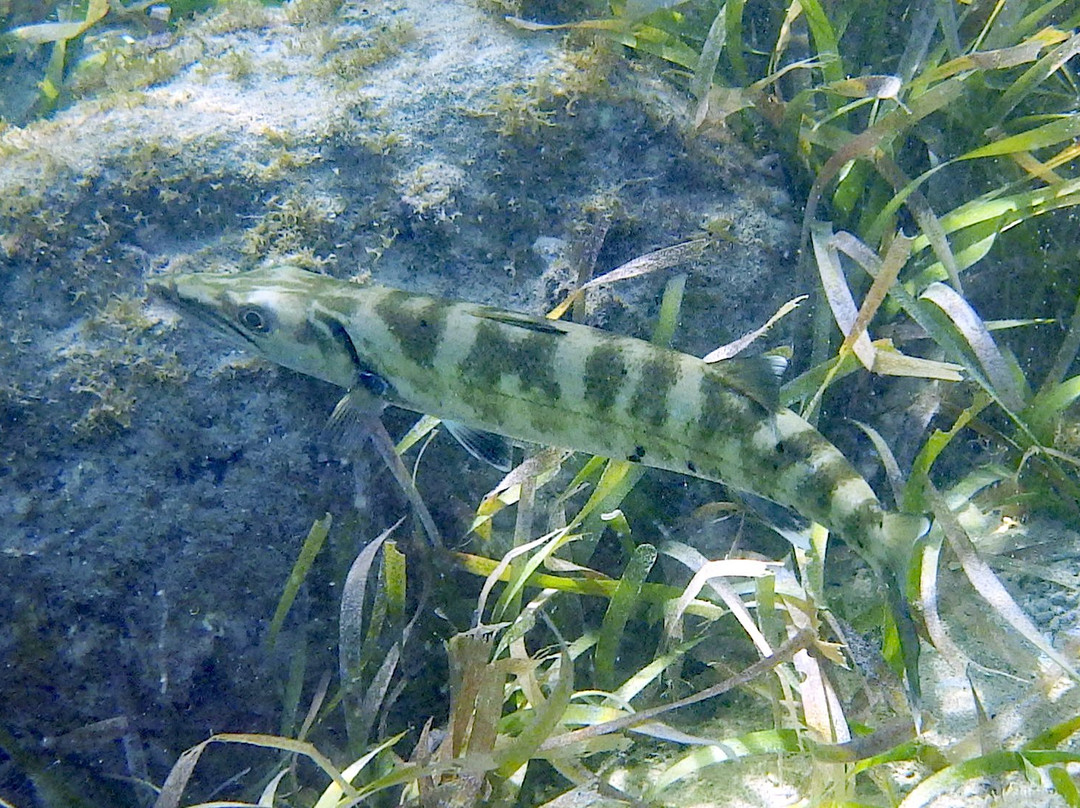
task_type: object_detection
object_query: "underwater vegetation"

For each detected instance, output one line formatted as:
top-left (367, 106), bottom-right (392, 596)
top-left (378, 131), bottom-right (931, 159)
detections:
top-left (4, 0), bottom-right (1080, 806)
top-left (0, 0), bottom-right (414, 122)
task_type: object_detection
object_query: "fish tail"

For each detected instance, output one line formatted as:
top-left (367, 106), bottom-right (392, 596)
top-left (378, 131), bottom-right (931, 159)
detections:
top-left (879, 512), bottom-right (931, 709)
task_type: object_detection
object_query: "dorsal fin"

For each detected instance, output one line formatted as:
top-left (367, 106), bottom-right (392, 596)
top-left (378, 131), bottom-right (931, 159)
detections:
top-left (475, 309), bottom-right (568, 335)
top-left (709, 354), bottom-right (787, 410)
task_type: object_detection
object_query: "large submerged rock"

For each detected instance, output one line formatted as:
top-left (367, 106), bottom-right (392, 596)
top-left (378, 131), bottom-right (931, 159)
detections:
top-left (0, 0), bottom-right (799, 803)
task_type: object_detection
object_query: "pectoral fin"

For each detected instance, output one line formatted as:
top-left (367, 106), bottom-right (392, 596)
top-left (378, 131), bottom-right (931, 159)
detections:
top-left (735, 490), bottom-right (811, 550)
top-left (325, 385), bottom-right (388, 450)
top-left (444, 421), bottom-right (513, 471)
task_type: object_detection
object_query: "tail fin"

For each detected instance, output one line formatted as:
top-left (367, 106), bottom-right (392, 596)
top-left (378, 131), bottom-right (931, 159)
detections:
top-left (880, 512), bottom-right (931, 714)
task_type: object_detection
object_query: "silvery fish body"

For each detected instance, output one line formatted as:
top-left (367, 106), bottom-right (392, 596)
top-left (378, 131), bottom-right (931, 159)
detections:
top-left (151, 264), bottom-right (921, 572)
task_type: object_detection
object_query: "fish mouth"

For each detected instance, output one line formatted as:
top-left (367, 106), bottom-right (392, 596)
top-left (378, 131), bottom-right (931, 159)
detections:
top-left (147, 276), bottom-right (258, 348)
top-left (146, 275), bottom-right (191, 308)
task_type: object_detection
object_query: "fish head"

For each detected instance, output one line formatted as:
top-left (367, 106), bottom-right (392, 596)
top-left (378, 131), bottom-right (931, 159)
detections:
top-left (150, 264), bottom-right (360, 388)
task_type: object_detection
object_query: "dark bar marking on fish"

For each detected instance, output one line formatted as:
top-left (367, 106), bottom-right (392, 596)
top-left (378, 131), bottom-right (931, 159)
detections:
top-left (628, 354), bottom-right (680, 428)
top-left (696, 371), bottom-right (754, 438)
top-left (840, 501), bottom-right (884, 553)
top-left (792, 456), bottom-right (864, 527)
top-left (374, 291), bottom-right (448, 369)
top-left (583, 341), bottom-right (628, 412)
top-left (318, 292), bottom-right (365, 320)
top-left (462, 320), bottom-right (562, 402)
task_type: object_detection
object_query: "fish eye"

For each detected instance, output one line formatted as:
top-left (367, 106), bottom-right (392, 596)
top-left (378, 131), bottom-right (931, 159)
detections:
top-left (238, 306), bottom-right (270, 333)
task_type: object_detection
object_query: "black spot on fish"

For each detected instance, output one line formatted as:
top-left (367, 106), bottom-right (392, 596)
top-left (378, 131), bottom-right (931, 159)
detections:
top-left (629, 354), bottom-right (680, 428)
top-left (773, 428), bottom-right (819, 473)
top-left (583, 341), bottom-right (627, 411)
top-left (375, 292), bottom-right (448, 369)
top-left (627, 445), bottom-right (646, 463)
top-left (686, 460), bottom-right (697, 474)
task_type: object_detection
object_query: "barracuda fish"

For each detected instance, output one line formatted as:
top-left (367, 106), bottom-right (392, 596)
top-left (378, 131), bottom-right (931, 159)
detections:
top-left (152, 264), bottom-right (926, 573)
